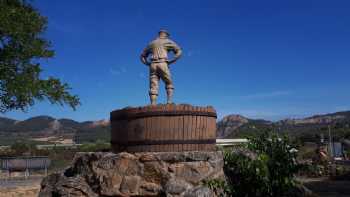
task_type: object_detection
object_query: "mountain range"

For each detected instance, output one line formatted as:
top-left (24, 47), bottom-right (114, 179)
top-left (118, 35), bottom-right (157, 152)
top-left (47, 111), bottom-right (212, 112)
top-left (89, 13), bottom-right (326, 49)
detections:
top-left (0, 110), bottom-right (350, 145)
top-left (217, 111), bottom-right (350, 140)
top-left (0, 116), bottom-right (110, 145)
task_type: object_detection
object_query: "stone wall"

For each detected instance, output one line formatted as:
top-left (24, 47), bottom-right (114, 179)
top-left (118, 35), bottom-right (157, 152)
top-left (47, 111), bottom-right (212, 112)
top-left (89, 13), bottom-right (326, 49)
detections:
top-left (39, 151), bottom-right (224, 197)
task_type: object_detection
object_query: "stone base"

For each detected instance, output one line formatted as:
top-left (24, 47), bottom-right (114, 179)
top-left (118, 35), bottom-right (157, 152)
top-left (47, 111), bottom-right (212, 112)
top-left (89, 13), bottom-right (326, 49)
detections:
top-left (39, 151), bottom-right (224, 197)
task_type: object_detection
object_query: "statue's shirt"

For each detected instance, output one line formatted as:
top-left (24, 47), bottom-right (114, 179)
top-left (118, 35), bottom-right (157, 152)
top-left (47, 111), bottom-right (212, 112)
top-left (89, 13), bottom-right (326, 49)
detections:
top-left (142, 38), bottom-right (182, 62)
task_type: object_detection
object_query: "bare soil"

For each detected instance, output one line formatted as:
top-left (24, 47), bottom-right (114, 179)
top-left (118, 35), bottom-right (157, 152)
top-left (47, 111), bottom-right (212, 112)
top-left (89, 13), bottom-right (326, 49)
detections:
top-left (0, 177), bottom-right (42, 197)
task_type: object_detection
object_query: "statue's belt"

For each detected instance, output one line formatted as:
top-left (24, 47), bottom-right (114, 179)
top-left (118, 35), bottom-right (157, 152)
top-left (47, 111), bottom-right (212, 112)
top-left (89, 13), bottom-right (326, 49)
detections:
top-left (151, 58), bottom-right (168, 63)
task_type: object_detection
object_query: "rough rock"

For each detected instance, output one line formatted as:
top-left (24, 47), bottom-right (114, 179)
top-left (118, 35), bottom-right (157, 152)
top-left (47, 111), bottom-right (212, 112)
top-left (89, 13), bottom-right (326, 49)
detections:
top-left (164, 178), bottom-right (192, 195)
top-left (39, 173), bottom-right (98, 197)
top-left (39, 151), bottom-right (224, 197)
top-left (183, 186), bottom-right (215, 197)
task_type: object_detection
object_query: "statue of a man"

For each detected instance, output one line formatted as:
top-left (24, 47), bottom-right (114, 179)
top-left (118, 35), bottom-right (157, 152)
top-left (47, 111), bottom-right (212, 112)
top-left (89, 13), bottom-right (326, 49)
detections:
top-left (140, 29), bottom-right (182, 105)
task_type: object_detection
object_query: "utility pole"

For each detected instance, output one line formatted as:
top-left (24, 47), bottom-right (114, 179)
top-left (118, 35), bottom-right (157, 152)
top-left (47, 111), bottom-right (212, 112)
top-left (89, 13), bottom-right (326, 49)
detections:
top-left (328, 125), bottom-right (333, 158)
top-left (320, 133), bottom-right (324, 144)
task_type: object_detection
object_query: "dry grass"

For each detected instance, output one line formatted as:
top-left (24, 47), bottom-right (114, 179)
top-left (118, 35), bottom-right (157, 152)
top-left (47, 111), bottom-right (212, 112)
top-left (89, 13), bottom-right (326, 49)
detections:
top-left (31, 136), bottom-right (73, 144)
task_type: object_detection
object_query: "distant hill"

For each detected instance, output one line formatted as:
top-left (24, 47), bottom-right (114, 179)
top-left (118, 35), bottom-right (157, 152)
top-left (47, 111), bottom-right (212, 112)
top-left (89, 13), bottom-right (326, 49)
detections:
top-left (217, 115), bottom-right (273, 138)
top-left (0, 116), bottom-right (110, 145)
top-left (0, 117), bottom-right (17, 131)
top-left (217, 111), bottom-right (350, 140)
top-left (279, 111), bottom-right (350, 125)
top-left (217, 115), bottom-right (248, 138)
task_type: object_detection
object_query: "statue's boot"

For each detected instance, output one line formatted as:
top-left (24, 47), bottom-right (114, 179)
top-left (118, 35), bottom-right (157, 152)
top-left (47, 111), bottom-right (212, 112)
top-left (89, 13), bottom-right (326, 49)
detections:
top-left (166, 89), bottom-right (173, 104)
top-left (150, 95), bottom-right (157, 105)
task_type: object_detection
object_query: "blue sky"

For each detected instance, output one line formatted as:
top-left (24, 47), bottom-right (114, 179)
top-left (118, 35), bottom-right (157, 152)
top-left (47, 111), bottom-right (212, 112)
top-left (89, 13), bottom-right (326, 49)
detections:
top-left (4, 0), bottom-right (350, 121)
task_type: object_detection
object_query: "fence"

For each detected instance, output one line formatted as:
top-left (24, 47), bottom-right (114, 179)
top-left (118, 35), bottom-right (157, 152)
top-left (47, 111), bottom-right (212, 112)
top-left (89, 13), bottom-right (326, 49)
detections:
top-left (216, 139), bottom-right (249, 147)
top-left (0, 156), bottom-right (50, 178)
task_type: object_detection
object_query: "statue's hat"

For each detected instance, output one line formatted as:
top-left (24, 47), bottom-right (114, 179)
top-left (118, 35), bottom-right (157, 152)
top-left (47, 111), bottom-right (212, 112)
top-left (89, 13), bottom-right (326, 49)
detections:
top-left (159, 29), bottom-right (170, 36)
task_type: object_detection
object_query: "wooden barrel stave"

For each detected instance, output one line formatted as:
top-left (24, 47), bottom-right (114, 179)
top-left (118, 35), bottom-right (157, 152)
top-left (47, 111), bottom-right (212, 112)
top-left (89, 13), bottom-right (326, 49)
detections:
top-left (110, 104), bottom-right (217, 152)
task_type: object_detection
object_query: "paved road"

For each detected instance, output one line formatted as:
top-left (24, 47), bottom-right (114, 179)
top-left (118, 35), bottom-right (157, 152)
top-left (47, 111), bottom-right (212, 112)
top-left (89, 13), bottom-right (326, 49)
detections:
top-left (302, 177), bottom-right (350, 197)
top-left (335, 160), bottom-right (350, 166)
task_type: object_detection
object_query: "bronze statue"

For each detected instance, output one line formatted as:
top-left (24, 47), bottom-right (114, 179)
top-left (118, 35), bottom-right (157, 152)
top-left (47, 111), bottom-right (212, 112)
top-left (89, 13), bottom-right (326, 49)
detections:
top-left (141, 29), bottom-right (182, 105)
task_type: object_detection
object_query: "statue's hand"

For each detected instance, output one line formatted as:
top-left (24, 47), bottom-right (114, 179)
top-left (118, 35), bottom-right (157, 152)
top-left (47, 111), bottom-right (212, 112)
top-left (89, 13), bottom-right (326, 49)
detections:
top-left (141, 56), bottom-right (151, 66)
top-left (167, 59), bottom-right (176, 65)
top-left (144, 60), bottom-right (151, 66)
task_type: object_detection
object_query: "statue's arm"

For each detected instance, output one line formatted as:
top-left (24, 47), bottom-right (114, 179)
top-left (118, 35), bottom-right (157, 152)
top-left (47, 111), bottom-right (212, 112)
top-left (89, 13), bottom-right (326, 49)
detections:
top-left (167, 41), bottom-right (182, 65)
top-left (140, 46), bottom-right (151, 66)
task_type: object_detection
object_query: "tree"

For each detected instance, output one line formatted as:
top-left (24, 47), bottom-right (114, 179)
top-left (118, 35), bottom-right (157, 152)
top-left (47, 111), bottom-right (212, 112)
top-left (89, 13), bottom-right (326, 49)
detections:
top-left (0, 0), bottom-right (80, 113)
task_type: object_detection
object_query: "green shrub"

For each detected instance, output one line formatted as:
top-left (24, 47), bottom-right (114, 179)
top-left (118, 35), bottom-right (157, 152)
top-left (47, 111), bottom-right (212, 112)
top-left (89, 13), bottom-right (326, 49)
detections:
top-left (203, 179), bottom-right (231, 196)
top-left (78, 140), bottom-right (110, 152)
top-left (214, 131), bottom-right (300, 197)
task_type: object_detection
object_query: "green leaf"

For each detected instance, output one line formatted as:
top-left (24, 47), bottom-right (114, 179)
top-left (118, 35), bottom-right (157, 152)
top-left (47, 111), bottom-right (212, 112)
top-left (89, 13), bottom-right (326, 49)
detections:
top-left (0, 0), bottom-right (80, 112)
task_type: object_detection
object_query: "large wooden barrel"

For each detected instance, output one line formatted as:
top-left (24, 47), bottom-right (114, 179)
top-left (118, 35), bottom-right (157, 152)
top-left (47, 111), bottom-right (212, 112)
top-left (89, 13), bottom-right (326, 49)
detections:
top-left (110, 104), bottom-right (217, 152)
